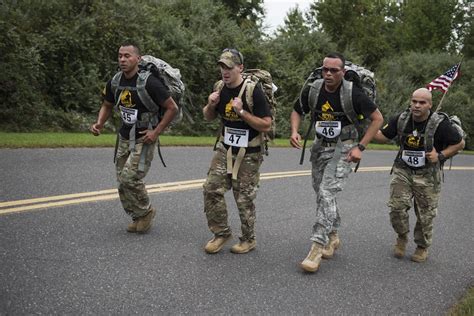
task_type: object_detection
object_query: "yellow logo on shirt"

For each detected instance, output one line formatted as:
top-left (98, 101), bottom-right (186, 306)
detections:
top-left (406, 135), bottom-right (422, 148)
top-left (120, 90), bottom-right (134, 108)
top-left (319, 101), bottom-right (335, 121)
top-left (224, 99), bottom-right (239, 121)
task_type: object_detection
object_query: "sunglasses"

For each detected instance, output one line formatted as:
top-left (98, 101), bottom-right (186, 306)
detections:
top-left (322, 67), bottom-right (342, 73)
top-left (222, 48), bottom-right (244, 64)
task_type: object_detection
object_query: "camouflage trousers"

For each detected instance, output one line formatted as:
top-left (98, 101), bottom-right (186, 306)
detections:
top-left (115, 137), bottom-right (156, 219)
top-left (388, 163), bottom-right (441, 248)
top-left (309, 142), bottom-right (354, 246)
top-left (203, 142), bottom-right (263, 241)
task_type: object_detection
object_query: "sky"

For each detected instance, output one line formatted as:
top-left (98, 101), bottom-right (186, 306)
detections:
top-left (263, 0), bottom-right (312, 34)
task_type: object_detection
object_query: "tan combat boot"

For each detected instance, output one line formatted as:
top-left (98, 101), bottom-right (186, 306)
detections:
top-left (136, 208), bottom-right (156, 234)
top-left (204, 235), bottom-right (232, 254)
top-left (300, 242), bottom-right (324, 273)
top-left (230, 240), bottom-right (256, 254)
top-left (394, 235), bottom-right (408, 258)
top-left (411, 247), bottom-right (428, 263)
top-left (126, 220), bottom-right (138, 233)
top-left (322, 232), bottom-right (341, 259)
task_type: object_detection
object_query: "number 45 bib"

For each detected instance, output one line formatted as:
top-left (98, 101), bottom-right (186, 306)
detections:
top-left (315, 121), bottom-right (341, 139)
top-left (402, 150), bottom-right (426, 168)
top-left (120, 106), bottom-right (138, 125)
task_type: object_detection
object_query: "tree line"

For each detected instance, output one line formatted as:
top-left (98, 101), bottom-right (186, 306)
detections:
top-left (0, 0), bottom-right (472, 148)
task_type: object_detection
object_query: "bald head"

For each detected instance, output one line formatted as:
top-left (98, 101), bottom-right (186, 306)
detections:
top-left (412, 88), bottom-right (432, 105)
top-left (410, 88), bottom-right (433, 121)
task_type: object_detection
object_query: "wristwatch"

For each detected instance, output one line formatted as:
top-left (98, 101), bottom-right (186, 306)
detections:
top-left (357, 143), bottom-right (366, 152)
top-left (438, 152), bottom-right (446, 163)
top-left (239, 109), bottom-right (245, 115)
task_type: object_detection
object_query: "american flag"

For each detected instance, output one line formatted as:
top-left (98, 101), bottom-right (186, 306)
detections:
top-left (426, 64), bottom-right (460, 93)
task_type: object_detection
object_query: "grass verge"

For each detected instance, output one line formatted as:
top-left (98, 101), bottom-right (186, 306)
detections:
top-left (0, 132), bottom-right (399, 150)
top-left (448, 287), bottom-right (474, 316)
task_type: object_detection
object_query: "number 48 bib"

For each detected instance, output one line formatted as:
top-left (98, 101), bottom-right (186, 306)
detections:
top-left (315, 121), bottom-right (341, 139)
top-left (402, 150), bottom-right (426, 168)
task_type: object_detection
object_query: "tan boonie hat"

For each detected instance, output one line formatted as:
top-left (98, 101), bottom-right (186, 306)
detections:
top-left (218, 49), bottom-right (243, 68)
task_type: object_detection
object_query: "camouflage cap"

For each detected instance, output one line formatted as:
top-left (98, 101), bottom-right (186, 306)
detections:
top-left (218, 49), bottom-right (243, 68)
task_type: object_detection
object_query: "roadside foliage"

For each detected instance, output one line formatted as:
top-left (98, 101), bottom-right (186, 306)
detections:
top-left (0, 0), bottom-right (472, 148)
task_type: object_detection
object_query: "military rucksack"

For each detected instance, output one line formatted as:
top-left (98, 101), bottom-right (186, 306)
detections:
top-left (214, 68), bottom-right (277, 154)
top-left (298, 61), bottom-right (376, 164)
top-left (396, 109), bottom-right (466, 163)
top-left (110, 55), bottom-right (185, 168)
top-left (299, 60), bottom-right (376, 126)
top-left (110, 55), bottom-right (185, 125)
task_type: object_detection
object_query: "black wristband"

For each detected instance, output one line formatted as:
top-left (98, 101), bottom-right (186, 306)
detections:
top-left (357, 143), bottom-right (366, 152)
top-left (438, 152), bottom-right (446, 163)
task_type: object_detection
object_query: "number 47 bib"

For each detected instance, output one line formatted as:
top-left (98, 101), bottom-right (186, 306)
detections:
top-left (224, 127), bottom-right (249, 148)
top-left (315, 121), bottom-right (341, 139)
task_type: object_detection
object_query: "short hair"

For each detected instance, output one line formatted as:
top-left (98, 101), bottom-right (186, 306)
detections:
top-left (325, 52), bottom-right (345, 69)
top-left (119, 41), bottom-right (141, 55)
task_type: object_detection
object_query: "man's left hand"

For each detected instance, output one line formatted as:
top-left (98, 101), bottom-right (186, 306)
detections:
top-left (139, 129), bottom-right (159, 144)
top-left (346, 146), bottom-right (362, 163)
top-left (425, 147), bottom-right (438, 163)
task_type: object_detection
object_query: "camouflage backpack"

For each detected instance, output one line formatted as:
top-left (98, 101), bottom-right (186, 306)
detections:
top-left (299, 60), bottom-right (376, 128)
top-left (137, 55), bottom-right (186, 125)
top-left (396, 110), bottom-right (466, 168)
top-left (214, 69), bottom-right (277, 154)
top-left (110, 55), bottom-right (186, 168)
top-left (298, 61), bottom-right (376, 164)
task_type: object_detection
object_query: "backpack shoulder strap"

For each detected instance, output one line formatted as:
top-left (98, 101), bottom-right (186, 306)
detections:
top-left (397, 109), bottom-right (411, 137)
top-left (307, 79), bottom-right (324, 113)
top-left (244, 80), bottom-right (258, 113)
top-left (136, 71), bottom-right (160, 113)
top-left (111, 71), bottom-right (123, 107)
top-left (340, 79), bottom-right (356, 123)
top-left (214, 80), bottom-right (225, 93)
top-left (424, 112), bottom-right (445, 151)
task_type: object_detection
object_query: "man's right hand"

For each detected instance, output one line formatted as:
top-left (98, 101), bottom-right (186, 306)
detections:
top-left (208, 92), bottom-right (220, 108)
top-left (290, 132), bottom-right (302, 149)
top-left (90, 123), bottom-right (103, 136)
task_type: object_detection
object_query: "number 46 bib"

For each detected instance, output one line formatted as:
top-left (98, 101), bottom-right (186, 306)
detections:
top-left (315, 121), bottom-right (341, 139)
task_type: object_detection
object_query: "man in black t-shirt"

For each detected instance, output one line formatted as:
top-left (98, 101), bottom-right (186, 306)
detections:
top-left (374, 88), bottom-right (464, 262)
top-left (290, 52), bottom-right (384, 273)
top-left (202, 48), bottom-right (272, 255)
top-left (90, 41), bottom-right (178, 234)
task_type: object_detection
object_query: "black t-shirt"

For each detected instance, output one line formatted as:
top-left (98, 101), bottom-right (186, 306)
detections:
top-left (294, 82), bottom-right (377, 127)
top-left (216, 81), bottom-right (271, 150)
top-left (381, 112), bottom-right (462, 152)
top-left (104, 72), bottom-right (170, 139)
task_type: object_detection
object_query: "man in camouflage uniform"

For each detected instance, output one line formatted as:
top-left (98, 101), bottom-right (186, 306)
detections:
top-left (90, 41), bottom-right (178, 233)
top-left (290, 52), bottom-right (383, 272)
top-left (374, 88), bottom-right (464, 262)
top-left (202, 48), bottom-right (272, 254)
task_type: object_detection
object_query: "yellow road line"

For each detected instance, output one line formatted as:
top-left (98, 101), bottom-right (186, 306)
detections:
top-left (1, 166), bottom-right (472, 215)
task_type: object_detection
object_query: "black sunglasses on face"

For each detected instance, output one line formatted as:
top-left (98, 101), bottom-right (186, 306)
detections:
top-left (222, 48), bottom-right (243, 64)
top-left (322, 67), bottom-right (342, 73)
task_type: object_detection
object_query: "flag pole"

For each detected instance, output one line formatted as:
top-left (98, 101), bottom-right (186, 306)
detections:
top-left (435, 58), bottom-right (463, 112)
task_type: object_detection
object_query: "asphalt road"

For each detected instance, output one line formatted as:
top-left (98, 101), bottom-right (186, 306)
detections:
top-left (0, 147), bottom-right (473, 315)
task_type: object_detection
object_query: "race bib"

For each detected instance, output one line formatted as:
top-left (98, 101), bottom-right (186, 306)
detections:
top-left (402, 150), bottom-right (426, 168)
top-left (120, 106), bottom-right (138, 124)
top-left (224, 127), bottom-right (249, 148)
top-left (315, 121), bottom-right (341, 139)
